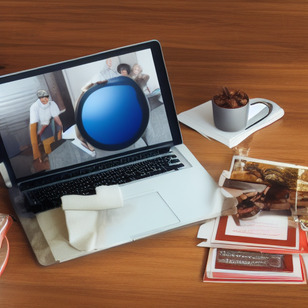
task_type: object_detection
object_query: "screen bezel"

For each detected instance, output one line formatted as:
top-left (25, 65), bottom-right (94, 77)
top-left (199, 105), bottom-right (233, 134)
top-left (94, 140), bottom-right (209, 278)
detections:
top-left (0, 40), bottom-right (182, 186)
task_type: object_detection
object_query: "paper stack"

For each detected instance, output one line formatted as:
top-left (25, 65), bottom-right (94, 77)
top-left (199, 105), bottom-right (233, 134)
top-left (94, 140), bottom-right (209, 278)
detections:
top-left (197, 156), bottom-right (308, 284)
top-left (198, 215), bottom-right (307, 284)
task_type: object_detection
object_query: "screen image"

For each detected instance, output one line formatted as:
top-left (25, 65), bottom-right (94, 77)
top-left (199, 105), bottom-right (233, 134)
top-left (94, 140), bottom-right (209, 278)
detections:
top-left (0, 48), bottom-right (173, 180)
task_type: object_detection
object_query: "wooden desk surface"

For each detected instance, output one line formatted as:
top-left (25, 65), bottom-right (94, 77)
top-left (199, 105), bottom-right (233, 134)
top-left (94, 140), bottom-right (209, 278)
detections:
top-left (1, 1), bottom-right (308, 307)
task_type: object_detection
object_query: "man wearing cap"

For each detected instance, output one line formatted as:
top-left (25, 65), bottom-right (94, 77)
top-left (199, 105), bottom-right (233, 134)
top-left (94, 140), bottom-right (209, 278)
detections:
top-left (29, 90), bottom-right (63, 162)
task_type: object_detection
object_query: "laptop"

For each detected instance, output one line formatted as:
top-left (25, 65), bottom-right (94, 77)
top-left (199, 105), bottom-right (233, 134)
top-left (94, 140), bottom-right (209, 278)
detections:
top-left (0, 40), bottom-right (224, 265)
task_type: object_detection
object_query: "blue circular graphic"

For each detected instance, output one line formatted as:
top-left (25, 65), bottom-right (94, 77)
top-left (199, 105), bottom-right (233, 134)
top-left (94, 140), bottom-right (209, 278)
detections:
top-left (76, 77), bottom-right (149, 151)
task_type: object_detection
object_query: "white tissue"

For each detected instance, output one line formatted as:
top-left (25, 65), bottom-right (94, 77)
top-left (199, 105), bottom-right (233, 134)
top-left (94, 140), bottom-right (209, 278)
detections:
top-left (61, 185), bottom-right (123, 251)
top-left (61, 185), bottom-right (123, 211)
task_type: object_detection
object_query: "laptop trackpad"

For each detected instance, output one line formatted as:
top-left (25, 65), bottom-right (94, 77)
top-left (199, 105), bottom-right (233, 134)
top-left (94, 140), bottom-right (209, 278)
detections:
top-left (104, 192), bottom-right (180, 242)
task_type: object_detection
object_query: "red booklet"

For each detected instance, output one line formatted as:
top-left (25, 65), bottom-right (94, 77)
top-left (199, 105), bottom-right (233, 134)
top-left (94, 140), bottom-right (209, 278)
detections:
top-left (204, 248), bottom-right (307, 284)
top-left (198, 215), bottom-right (308, 254)
top-left (214, 215), bottom-right (308, 253)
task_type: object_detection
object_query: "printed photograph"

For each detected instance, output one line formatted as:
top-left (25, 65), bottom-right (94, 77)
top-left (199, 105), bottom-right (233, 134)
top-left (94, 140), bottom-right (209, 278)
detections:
top-left (222, 157), bottom-right (308, 219)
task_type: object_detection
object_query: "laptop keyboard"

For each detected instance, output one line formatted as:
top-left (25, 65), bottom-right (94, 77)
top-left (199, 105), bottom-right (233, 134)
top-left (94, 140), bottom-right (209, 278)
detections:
top-left (24, 153), bottom-right (184, 213)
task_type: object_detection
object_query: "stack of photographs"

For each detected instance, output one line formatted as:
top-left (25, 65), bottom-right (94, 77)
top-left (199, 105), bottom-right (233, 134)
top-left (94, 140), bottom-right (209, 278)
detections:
top-left (198, 156), bottom-right (308, 284)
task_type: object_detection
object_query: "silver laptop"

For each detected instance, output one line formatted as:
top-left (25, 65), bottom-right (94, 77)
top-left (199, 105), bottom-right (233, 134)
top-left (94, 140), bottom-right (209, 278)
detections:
top-left (0, 40), bottom-right (223, 265)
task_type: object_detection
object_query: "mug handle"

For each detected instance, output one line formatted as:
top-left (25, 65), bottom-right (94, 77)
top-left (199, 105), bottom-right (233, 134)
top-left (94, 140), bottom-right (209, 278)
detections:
top-left (245, 101), bottom-right (273, 130)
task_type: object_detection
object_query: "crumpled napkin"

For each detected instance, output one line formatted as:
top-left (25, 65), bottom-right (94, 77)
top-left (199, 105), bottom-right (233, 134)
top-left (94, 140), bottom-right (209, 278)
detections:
top-left (61, 185), bottom-right (123, 251)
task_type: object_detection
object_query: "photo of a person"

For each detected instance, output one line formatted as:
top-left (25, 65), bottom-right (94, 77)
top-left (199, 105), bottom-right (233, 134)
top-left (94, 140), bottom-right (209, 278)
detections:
top-left (82, 58), bottom-right (120, 93)
top-left (130, 63), bottom-right (150, 94)
top-left (117, 63), bottom-right (131, 76)
top-left (29, 89), bottom-right (63, 163)
top-left (100, 58), bottom-right (119, 80)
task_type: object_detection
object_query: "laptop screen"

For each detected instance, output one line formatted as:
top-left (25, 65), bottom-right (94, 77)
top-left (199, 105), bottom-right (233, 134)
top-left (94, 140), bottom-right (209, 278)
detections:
top-left (0, 41), bottom-right (181, 183)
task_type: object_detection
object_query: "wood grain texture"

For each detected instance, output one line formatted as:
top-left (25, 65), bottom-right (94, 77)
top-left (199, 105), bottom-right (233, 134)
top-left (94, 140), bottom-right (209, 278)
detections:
top-left (1, 1), bottom-right (308, 307)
